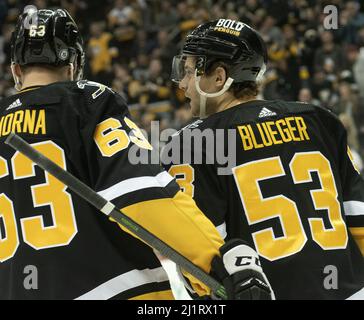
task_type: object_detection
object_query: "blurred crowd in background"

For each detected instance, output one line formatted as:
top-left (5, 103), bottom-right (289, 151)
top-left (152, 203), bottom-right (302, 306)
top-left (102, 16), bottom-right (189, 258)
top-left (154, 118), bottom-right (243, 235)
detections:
top-left (0, 0), bottom-right (364, 173)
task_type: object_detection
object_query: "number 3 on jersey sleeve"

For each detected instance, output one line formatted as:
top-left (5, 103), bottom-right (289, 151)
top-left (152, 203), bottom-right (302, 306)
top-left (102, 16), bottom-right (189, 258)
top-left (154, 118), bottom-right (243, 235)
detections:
top-left (233, 151), bottom-right (348, 261)
top-left (168, 164), bottom-right (195, 197)
top-left (0, 142), bottom-right (77, 262)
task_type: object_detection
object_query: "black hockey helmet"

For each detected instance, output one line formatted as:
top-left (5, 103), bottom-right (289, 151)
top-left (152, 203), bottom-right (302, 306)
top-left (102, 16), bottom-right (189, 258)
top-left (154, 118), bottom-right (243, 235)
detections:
top-left (172, 19), bottom-right (267, 83)
top-left (11, 8), bottom-right (85, 80)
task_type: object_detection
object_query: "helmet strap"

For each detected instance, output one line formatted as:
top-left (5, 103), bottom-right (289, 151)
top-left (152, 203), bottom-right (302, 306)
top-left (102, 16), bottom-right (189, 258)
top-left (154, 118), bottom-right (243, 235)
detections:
top-left (11, 63), bottom-right (22, 91)
top-left (256, 64), bottom-right (267, 83)
top-left (194, 73), bottom-right (234, 118)
top-left (69, 63), bottom-right (75, 81)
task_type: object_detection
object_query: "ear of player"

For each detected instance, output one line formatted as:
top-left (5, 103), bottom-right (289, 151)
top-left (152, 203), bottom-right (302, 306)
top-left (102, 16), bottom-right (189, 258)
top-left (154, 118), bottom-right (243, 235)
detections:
top-left (211, 239), bottom-right (275, 300)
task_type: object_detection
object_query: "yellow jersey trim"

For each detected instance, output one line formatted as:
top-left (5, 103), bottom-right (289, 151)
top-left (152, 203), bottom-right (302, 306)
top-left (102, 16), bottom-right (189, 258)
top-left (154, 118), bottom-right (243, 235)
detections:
top-left (129, 289), bottom-right (174, 300)
top-left (350, 227), bottom-right (364, 256)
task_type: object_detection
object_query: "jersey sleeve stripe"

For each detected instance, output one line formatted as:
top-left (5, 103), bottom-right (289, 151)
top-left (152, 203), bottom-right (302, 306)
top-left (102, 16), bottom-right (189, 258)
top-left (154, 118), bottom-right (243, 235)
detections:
top-left (346, 286), bottom-right (364, 299)
top-left (74, 267), bottom-right (169, 300)
top-left (117, 190), bottom-right (223, 296)
top-left (344, 201), bottom-right (364, 216)
top-left (97, 171), bottom-right (174, 201)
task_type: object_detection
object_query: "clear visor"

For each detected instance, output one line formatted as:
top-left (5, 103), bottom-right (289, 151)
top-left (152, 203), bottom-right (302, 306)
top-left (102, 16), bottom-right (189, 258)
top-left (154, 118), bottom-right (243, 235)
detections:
top-left (171, 54), bottom-right (206, 83)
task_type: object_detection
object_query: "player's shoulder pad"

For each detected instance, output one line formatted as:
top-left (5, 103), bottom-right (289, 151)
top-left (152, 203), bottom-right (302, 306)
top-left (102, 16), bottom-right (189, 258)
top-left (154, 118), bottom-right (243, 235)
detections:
top-left (75, 80), bottom-right (114, 100)
top-left (272, 100), bottom-right (316, 114)
top-left (273, 101), bottom-right (345, 131)
top-left (312, 103), bottom-right (339, 119)
top-left (1, 87), bottom-right (62, 109)
top-left (314, 103), bottom-right (346, 133)
top-left (75, 80), bottom-right (128, 111)
top-left (226, 100), bottom-right (316, 129)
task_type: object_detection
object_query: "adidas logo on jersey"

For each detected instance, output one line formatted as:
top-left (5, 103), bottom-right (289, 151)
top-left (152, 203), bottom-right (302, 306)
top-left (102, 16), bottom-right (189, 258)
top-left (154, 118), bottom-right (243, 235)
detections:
top-left (6, 99), bottom-right (22, 111)
top-left (258, 107), bottom-right (277, 118)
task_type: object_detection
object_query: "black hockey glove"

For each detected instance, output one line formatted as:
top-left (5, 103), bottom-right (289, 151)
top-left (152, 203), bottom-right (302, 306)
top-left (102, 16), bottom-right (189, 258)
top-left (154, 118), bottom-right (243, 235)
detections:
top-left (211, 239), bottom-right (275, 300)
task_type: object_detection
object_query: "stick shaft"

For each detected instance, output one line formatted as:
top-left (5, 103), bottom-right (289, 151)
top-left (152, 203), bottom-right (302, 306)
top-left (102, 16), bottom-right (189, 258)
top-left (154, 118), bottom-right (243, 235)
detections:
top-left (5, 133), bottom-right (226, 299)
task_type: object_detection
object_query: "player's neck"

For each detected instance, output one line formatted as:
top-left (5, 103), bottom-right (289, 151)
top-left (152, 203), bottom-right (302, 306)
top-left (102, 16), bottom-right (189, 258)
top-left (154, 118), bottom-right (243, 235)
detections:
top-left (21, 70), bottom-right (69, 90)
top-left (217, 96), bottom-right (257, 113)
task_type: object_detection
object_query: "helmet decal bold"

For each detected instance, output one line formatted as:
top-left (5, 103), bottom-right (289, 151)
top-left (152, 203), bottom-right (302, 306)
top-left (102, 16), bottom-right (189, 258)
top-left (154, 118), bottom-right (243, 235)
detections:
top-left (177, 19), bottom-right (267, 83)
top-left (216, 19), bottom-right (246, 31)
top-left (215, 19), bottom-right (245, 36)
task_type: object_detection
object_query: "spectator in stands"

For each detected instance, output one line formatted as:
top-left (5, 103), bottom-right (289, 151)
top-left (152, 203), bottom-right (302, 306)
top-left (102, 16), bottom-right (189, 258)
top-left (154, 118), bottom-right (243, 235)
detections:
top-left (152, 30), bottom-right (178, 76)
top-left (298, 87), bottom-right (321, 106)
top-left (354, 47), bottom-right (364, 98)
top-left (314, 31), bottom-right (347, 73)
top-left (334, 81), bottom-right (360, 117)
top-left (108, 0), bottom-right (133, 28)
top-left (0, 0), bottom-right (7, 31)
top-left (0, 0), bottom-right (363, 159)
top-left (259, 16), bottom-right (284, 46)
top-left (339, 113), bottom-right (363, 174)
top-left (155, 1), bottom-right (179, 29)
top-left (88, 21), bottom-right (117, 84)
top-left (346, 1), bottom-right (364, 29)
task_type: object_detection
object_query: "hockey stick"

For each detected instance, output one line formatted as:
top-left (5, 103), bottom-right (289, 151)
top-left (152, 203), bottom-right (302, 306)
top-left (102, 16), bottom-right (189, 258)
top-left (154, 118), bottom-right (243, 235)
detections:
top-left (5, 133), bottom-right (227, 300)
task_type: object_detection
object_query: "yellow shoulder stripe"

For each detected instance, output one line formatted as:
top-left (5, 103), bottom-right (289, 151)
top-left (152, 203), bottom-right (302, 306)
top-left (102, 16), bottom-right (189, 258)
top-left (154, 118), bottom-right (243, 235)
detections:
top-left (111, 190), bottom-right (224, 297)
top-left (19, 86), bottom-right (41, 93)
top-left (350, 227), bottom-right (364, 256)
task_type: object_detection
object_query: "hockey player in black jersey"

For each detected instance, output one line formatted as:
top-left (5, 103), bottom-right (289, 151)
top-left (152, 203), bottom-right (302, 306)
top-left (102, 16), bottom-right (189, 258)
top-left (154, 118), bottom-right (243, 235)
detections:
top-left (0, 9), bottom-right (273, 300)
top-left (163, 19), bottom-right (364, 299)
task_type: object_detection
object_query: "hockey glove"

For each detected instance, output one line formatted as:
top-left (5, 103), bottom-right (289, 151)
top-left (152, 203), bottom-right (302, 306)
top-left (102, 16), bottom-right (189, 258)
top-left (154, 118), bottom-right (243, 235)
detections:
top-left (211, 239), bottom-right (275, 300)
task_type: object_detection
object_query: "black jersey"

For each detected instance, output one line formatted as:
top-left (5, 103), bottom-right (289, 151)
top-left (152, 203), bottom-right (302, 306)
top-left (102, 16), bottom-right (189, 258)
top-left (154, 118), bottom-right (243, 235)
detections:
top-left (0, 81), bottom-right (223, 299)
top-left (163, 99), bottom-right (364, 300)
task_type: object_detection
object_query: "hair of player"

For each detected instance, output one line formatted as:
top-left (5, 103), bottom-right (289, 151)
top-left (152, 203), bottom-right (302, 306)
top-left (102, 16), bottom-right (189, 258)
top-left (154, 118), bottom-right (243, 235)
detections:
top-left (205, 61), bottom-right (260, 99)
top-left (21, 63), bottom-right (66, 74)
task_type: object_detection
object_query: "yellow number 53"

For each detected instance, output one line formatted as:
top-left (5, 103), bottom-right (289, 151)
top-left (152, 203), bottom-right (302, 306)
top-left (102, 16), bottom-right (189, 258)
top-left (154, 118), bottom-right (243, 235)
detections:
top-left (233, 151), bottom-right (348, 261)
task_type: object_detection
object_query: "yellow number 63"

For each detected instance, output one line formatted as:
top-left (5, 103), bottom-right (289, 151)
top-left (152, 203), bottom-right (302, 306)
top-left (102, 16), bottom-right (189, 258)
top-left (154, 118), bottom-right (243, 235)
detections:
top-left (94, 116), bottom-right (152, 157)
